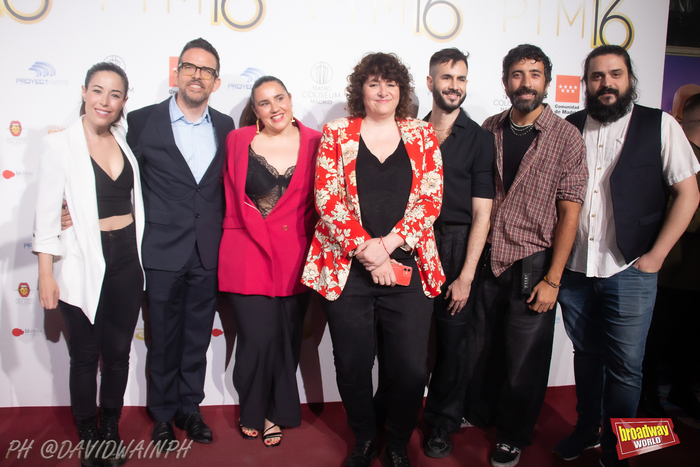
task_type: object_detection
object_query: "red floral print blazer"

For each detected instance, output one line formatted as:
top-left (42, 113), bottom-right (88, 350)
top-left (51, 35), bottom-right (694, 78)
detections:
top-left (302, 117), bottom-right (445, 300)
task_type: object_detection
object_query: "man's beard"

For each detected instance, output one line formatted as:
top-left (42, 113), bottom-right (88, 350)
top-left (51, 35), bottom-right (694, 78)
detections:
top-left (585, 85), bottom-right (635, 123)
top-left (179, 78), bottom-right (209, 106)
top-left (433, 86), bottom-right (466, 112)
top-left (507, 86), bottom-right (545, 114)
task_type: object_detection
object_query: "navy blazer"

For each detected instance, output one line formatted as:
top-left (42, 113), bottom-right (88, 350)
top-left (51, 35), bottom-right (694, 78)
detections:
top-left (126, 98), bottom-right (235, 271)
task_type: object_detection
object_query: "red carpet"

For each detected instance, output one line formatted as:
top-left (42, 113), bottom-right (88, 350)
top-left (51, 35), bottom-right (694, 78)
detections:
top-left (1, 386), bottom-right (697, 466)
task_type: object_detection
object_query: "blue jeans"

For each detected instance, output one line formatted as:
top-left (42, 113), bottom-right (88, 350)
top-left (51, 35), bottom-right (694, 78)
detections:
top-left (558, 267), bottom-right (657, 452)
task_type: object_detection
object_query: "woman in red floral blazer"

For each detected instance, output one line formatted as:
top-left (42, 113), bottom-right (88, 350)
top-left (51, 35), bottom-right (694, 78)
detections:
top-left (302, 53), bottom-right (445, 467)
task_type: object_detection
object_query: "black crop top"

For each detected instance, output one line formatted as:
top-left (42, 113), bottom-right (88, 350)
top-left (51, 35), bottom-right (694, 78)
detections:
top-left (245, 145), bottom-right (295, 219)
top-left (91, 148), bottom-right (133, 219)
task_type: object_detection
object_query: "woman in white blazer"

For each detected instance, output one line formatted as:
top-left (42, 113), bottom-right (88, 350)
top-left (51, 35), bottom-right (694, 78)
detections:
top-left (34, 62), bottom-right (144, 467)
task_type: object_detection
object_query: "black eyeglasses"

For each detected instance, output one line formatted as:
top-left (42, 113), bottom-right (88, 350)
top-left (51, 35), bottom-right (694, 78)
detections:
top-left (178, 62), bottom-right (217, 80)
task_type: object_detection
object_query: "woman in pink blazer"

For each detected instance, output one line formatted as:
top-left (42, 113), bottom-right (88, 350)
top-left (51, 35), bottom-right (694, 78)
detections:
top-left (218, 76), bottom-right (321, 447)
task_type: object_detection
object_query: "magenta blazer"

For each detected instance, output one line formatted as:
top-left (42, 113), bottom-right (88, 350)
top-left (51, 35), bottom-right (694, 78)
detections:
top-left (218, 120), bottom-right (322, 296)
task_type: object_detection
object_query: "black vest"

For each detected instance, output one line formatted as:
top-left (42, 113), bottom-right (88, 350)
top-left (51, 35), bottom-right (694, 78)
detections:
top-left (567, 105), bottom-right (668, 263)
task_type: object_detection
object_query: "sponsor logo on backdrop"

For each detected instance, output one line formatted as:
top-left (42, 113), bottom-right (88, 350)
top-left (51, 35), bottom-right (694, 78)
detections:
top-left (227, 67), bottom-right (265, 90)
top-left (18, 282), bottom-right (30, 298)
top-left (9, 121), bottom-right (22, 137)
top-left (556, 76), bottom-right (580, 104)
top-left (29, 61), bottom-right (55, 77)
top-left (1, 1), bottom-right (52, 24)
top-left (169, 56), bottom-right (179, 88)
top-left (302, 62), bottom-right (342, 106)
top-left (2, 169), bottom-right (33, 179)
top-left (135, 327), bottom-right (145, 341)
top-left (492, 93), bottom-right (512, 113)
top-left (612, 418), bottom-right (680, 459)
top-left (212, 328), bottom-right (224, 337)
top-left (16, 282), bottom-right (36, 305)
top-left (311, 62), bottom-right (333, 85)
top-left (104, 55), bottom-right (126, 70)
top-left (553, 75), bottom-right (582, 116)
top-left (47, 125), bottom-right (67, 134)
top-left (7, 120), bottom-right (28, 145)
top-left (23, 243), bottom-right (32, 249)
top-left (16, 61), bottom-right (68, 86)
top-left (11, 328), bottom-right (42, 337)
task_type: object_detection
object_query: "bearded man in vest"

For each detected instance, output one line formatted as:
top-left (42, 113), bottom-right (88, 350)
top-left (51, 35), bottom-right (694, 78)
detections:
top-left (554, 45), bottom-right (700, 467)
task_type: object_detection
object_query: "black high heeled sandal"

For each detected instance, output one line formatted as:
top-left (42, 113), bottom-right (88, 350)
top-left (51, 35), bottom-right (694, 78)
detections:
top-left (262, 424), bottom-right (282, 448)
top-left (239, 424), bottom-right (258, 440)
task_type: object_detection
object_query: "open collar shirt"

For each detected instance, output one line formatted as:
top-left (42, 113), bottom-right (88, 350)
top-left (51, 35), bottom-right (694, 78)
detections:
top-left (169, 95), bottom-right (217, 184)
top-left (482, 104), bottom-right (588, 276)
top-left (423, 109), bottom-right (495, 226)
top-left (567, 108), bottom-right (700, 278)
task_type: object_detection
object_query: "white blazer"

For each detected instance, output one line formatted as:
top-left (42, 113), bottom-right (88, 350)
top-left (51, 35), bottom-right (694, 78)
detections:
top-left (33, 116), bottom-right (145, 324)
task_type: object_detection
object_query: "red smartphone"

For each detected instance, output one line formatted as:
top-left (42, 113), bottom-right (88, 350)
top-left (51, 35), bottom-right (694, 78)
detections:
top-left (391, 263), bottom-right (413, 286)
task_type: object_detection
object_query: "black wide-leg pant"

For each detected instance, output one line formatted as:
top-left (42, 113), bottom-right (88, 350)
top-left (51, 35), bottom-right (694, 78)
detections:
top-left (228, 292), bottom-right (309, 430)
top-left (59, 222), bottom-right (143, 422)
top-left (322, 258), bottom-right (433, 450)
top-left (465, 249), bottom-right (555, 449)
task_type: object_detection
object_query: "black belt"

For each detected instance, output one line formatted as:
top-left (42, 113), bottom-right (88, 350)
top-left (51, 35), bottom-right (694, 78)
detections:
top-left (433, 223), bottom-right (469, 235)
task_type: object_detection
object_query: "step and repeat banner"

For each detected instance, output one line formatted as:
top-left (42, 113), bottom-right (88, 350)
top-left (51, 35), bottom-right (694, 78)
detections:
top-left (0, 0), bottom-right (670, 408)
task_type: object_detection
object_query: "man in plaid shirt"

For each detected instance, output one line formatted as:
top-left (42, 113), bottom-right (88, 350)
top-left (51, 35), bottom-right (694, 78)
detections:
top-left (464, 44), bottom-right (588, 467)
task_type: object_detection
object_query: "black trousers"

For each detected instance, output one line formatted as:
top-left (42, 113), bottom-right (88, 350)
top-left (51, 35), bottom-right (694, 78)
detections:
top-left (59, 223), bottom-right (143, 421)
top-left (424, 225), bottom-right (480, 433)
top-left (228, 292), bottom-right (309, 430)
top-left (465, 249), bottom-right (555, 449)
top-left (145, 244), bottom-right (217, 422)
top-left (322, 258), bottom-right (433, 450)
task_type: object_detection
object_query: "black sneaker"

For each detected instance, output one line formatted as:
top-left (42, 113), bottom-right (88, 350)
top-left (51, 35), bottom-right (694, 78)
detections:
top-left (491, 443), bottom-right (521, 467)
top-left (345, 439), bottom-right (377, 467)
top-left (553, 425), bottom-right (601, 460)
top-left (423, 426), bottom-right (452, 458)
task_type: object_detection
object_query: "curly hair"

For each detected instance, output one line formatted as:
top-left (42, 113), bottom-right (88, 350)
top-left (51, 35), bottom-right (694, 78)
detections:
top-left (345, 52), bottom-right (414, 120)
top-left (502, 44), bottom-right (552, 85)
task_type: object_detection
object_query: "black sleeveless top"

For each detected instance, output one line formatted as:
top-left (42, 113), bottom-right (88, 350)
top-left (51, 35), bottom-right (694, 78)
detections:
top-left (91, 148), bottom-right (133, 219)
top-left (356, 137), bottom-right (412, 260)
top-left (245, 145), bottom-right (295, 219)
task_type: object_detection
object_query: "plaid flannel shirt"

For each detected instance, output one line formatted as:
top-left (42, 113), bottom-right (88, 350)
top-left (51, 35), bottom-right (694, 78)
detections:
top-left (482, 104), bottom-right (588, 276)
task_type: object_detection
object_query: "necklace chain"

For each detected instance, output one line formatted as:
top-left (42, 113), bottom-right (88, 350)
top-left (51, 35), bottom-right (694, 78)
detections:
top-left (509, 110), bottom-right (534, 137)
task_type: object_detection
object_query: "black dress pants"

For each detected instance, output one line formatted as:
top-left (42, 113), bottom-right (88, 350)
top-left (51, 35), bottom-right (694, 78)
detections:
top-left (227, 292), bottom-right (309, 430)
top-left (60, 223), bottom-right (143, 421)
top-left (465, 249), bottom-right (555, 449)
top-left (322, 258), bottom-right (433, 450)
top-left (145, 244), bottom-right (217, 422)
top-left (424, 225), bottom-right (479, 433)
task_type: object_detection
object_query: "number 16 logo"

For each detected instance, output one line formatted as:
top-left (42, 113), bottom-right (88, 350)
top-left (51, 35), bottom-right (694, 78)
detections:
top-left (592, 0), bottom-right (634, 50)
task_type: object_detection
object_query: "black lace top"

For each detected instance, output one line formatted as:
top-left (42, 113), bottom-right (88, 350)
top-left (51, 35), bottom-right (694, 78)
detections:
top-left (245, 145), bottom-right (295, 218)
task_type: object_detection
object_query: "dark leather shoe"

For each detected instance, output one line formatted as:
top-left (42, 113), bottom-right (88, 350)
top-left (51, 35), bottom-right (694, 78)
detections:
top-left (345, 439), bottom-right (378, 467)
top-left (151, 421), bottom-right (176, 452)
top-left (384, 447), bottom-right (411, 467)
top-left (174, 411), bottom-right (213, 444)
top-left (424, 426), bottom-right (452, 458)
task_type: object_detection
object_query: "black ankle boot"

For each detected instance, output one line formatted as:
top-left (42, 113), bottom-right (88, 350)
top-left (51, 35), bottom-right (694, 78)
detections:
top-left (100, 407), bottom-right (126, 466)
top-left (77, 416), bottom-right (103, 467)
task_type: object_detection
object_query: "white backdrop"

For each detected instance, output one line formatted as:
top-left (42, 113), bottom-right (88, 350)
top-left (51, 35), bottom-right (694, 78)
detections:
top-left (0, 0), bottom-right (670, 409)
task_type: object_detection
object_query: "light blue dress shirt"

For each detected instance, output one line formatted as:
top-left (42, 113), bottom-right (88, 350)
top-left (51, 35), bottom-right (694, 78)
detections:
top-left (169, 95), bottom-right (218, 184)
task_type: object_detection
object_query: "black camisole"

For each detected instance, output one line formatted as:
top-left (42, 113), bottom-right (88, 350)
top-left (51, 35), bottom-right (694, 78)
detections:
top-left (245, 145), bottom-right (295, 219)
top-left (91, 148), bottom-right (133, 219)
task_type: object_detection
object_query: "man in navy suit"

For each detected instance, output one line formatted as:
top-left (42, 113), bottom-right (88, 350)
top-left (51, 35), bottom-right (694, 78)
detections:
top-left (126, 38), bottom-right (234, 446)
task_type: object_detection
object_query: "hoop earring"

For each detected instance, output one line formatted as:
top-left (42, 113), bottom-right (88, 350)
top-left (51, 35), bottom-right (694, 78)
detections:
top-left (256, 118), bottom-right (261, 134)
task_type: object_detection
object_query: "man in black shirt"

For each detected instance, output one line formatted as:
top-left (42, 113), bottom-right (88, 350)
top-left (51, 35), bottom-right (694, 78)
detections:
top-left (422, 48), bottom-right (495, 459)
